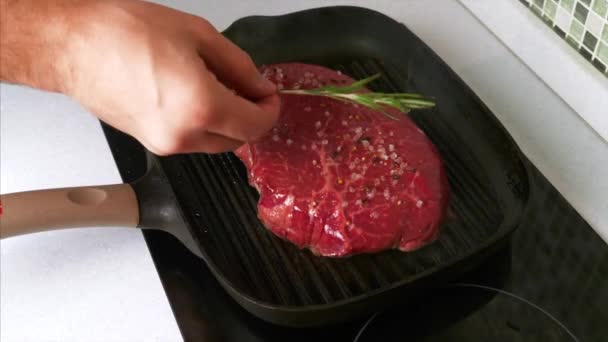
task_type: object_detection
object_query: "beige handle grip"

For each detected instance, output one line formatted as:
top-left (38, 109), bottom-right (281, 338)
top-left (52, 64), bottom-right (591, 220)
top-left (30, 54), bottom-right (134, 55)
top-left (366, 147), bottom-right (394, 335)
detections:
top-left (0, 184), bottom-right (139, 239)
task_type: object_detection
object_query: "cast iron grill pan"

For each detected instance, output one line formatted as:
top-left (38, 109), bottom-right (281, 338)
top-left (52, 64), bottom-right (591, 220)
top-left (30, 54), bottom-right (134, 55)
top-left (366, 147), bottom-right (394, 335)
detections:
top-left (151, 6), bottom-right (529, 327)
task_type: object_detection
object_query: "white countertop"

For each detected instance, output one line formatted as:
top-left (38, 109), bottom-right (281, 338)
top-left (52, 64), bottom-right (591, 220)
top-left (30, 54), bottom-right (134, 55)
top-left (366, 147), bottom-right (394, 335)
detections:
top-left (2, 1), bottom-right (606, 341)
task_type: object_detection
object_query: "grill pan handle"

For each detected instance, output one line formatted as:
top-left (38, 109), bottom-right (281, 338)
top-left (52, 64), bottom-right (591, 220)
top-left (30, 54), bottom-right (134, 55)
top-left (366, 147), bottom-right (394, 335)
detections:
top-left (0, 184), bottom-right (139, 239)
top-left (0, 154), bottom-right (204, 259)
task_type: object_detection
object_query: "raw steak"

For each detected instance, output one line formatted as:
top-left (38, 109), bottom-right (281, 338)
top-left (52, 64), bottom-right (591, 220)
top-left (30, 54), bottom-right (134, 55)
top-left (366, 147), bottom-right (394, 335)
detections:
top-left (234, 63), bottom-right (449, 257)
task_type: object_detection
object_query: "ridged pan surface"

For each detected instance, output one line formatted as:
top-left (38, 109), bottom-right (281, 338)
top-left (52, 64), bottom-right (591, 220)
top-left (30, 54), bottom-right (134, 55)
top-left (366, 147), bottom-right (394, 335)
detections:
top-left (156, 6), bottom-right (529, 325)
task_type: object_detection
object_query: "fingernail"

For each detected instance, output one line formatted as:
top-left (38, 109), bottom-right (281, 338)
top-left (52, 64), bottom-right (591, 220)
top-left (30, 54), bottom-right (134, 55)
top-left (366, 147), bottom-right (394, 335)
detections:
top-left (259, 73), bottom-right (276, 92)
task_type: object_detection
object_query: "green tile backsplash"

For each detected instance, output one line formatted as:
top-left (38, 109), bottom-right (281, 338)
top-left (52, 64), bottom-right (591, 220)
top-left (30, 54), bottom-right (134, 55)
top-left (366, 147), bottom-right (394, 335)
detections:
top-left (593, 0), bottom-right (608, 16)
top-left (575, 2), bottom-right (590, 22)
top-left (571, 18), bottom-right (585, 39)
top-left (520, 0), bottom-right (608, 75)
top-left (561, 0), bottom-right (576, 12)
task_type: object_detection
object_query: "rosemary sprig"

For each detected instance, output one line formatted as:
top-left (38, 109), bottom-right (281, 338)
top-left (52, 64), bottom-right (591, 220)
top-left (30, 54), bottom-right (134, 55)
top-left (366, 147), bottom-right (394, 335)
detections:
top-left (279, 73), bottom-right (436, 120)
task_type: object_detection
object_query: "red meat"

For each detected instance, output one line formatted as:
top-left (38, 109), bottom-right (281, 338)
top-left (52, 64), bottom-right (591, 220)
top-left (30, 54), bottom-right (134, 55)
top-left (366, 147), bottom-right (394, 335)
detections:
top-left (234, 63), bottom-right (449, 257)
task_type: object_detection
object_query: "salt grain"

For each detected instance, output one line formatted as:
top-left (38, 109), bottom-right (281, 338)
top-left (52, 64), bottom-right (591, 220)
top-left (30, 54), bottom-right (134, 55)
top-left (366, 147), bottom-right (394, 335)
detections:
top-left (324, 111), bottom-right (330, 117)
top-left (315, 121), bottom-right (322, 129)
top-left (286, 139), bottom-right (293, 145)
top-left (388, 144), bottom-right (395, 152)
top-left (361, 140), bottom-right (370, 147)
top-left (321, 140), bottom-right (328, 145)
top-left (304, 106), bottom-right (312, 112)
top-left (390, 153), bottom-right (398, 160)
top-left (312, 160), bottom-right (317, 165)
top-left (301, 145), bottom-right (307, 151)
top-left (416, 200), bottom-right (424, 208)
top-left (370, 212), bottom-right (379, 219)
top-left (352, 128), bottom-right (364, 141)
top-left (355, 199), bottom-right (362, 206)
top-left (384, 189), bottom-right (390, 199)
top-left (367, 189), bottom-right (376, 199)
top-left (389, 131), bottom-right (394, 136)
top-left (272, 135), bottom-right (279, 142)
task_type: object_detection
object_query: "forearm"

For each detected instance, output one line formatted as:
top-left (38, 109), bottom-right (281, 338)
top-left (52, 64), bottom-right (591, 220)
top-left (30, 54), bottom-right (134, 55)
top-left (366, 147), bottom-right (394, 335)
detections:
top-left (0, 0), bottom-right (82, 93)
top-left (0, 0), bottom-right (279, 155)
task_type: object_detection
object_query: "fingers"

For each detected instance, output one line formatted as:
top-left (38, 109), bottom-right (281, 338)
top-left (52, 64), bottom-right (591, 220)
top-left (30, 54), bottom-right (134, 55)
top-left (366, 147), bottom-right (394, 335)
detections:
top-left (187, 19), bottom-right (281, 142)
top-left (254, 93), bottom-right (282, 120)
top-left (203, 77), bottom-right (281, 142)
top-left (186, 131), bottom-right (244, 154)
top-left (142, 63), bottom-right (279, 156)
top-left (193, 22), bottom-right (276, 99)
top-left (134, 17), bottom-right (282, 156)
top-left (143, 126), bottom-right (244, 156)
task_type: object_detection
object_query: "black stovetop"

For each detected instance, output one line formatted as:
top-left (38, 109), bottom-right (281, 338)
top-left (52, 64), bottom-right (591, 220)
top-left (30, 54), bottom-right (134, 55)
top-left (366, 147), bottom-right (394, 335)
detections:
top-left (102, 124), bottom-right (607, 342)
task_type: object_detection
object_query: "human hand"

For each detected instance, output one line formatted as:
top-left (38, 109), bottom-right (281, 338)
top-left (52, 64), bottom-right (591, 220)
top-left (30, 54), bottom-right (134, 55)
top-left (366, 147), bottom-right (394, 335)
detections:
top-left (64, 0), bottom-right (279, 155)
